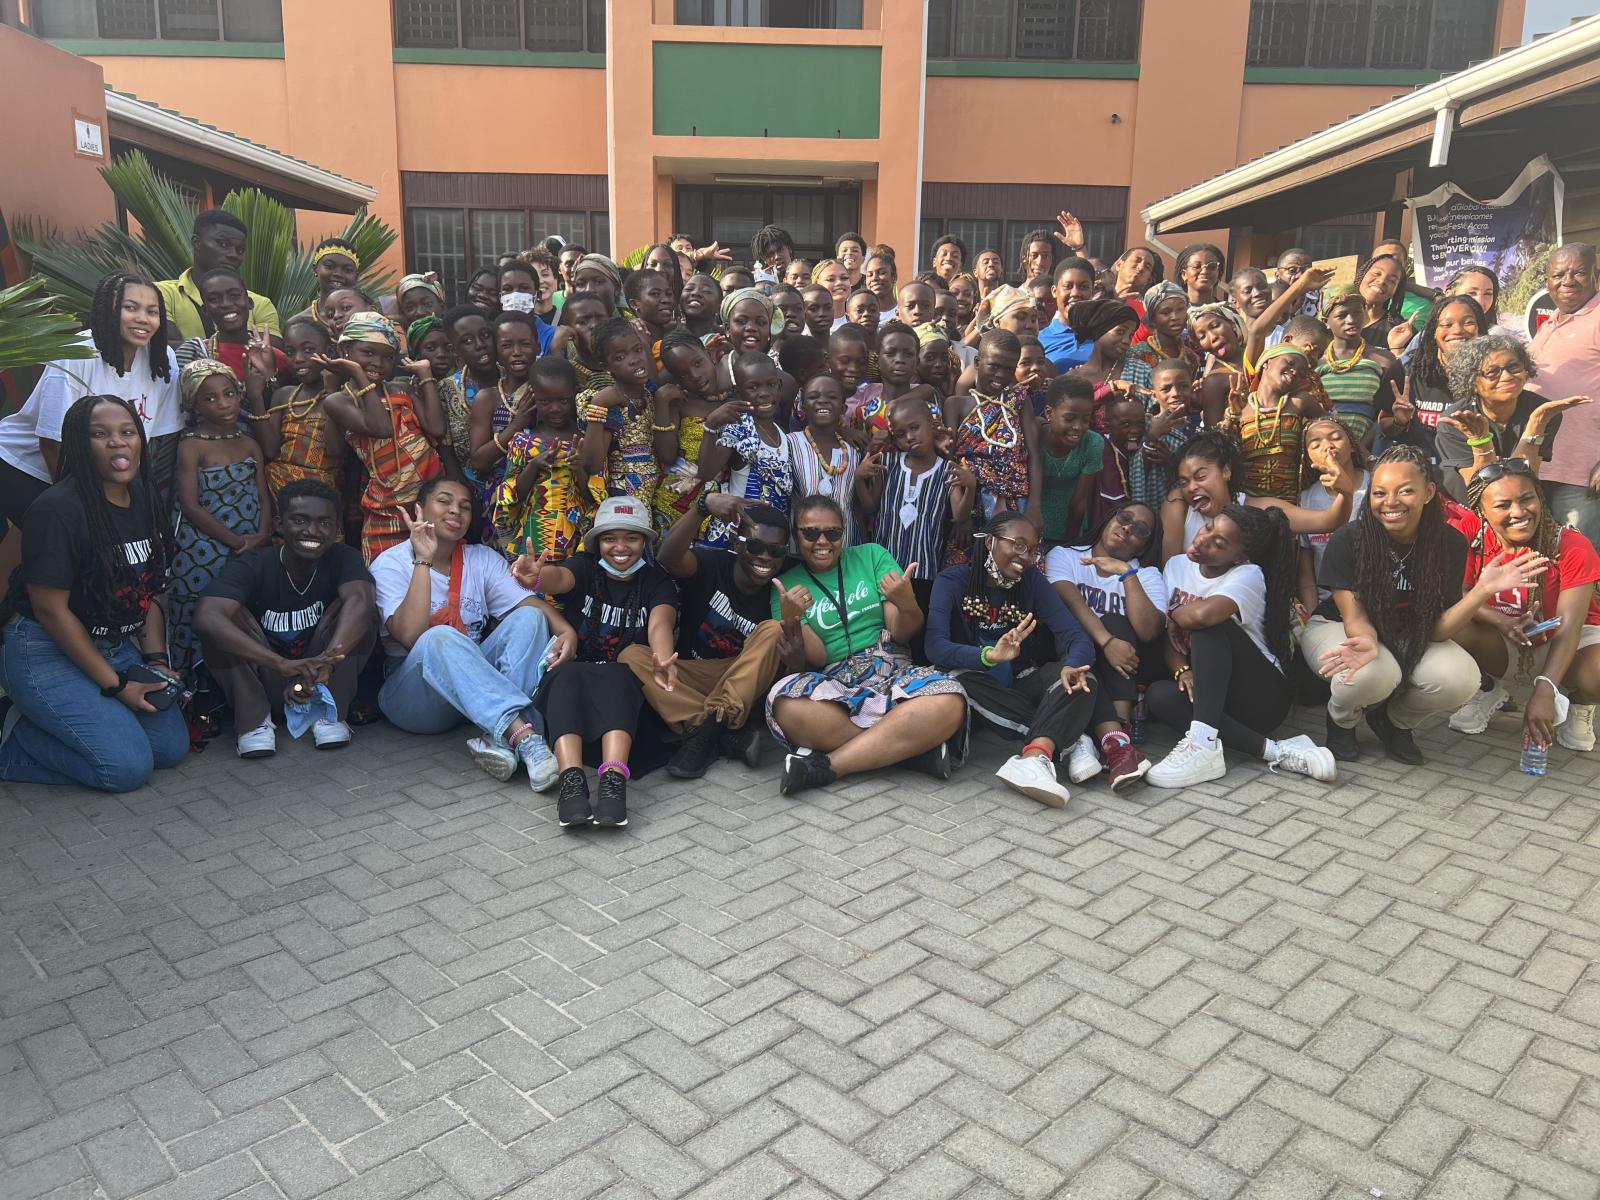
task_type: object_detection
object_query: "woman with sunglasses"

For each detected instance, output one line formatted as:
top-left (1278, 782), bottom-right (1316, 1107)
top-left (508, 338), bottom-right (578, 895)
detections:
top-left (1435, 334), bottom-right (1589, 503)
top-left (766, 494), bottom-right (968, 796)
top-left (1306, 446), bottom-right (1544, 764)
top-left (1448, 458), bottom-right (1600, 754)
top-left (1046, 501), bottom-right (1165, 791)
top-left (926, 512), bottom-right (1099, 807)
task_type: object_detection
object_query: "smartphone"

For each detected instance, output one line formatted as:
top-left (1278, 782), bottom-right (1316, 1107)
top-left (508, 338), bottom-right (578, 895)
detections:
top-left (125, 663), bottom-right (185, 711)
top-left (1523, 616), bottom-right (1563, 638)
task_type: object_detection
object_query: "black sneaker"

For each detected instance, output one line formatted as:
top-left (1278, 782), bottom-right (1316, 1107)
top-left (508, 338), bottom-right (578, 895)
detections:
top-left (557, 768), bottom-right (592, 828)
top-left (667, 717), bottom-right (724, 779)
top-left (1366, 702), bottom-right (1424, 765)
top-left (781, 751), bottom-right (835, 796)
top-left (907, 741), bottom-right (953, 781)
top-left (594, 768), bottom-right (628, 827)
top-left (717, 723), bottom-right (761, 768)
top-left (1325, 713), bottom-right (1360, 762)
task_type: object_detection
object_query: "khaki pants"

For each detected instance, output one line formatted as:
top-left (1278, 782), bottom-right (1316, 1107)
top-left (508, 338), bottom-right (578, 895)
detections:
top-left (1300, 615), bottom-right (1479, 731)
top-left (619, 620), bottom-right (784, 733)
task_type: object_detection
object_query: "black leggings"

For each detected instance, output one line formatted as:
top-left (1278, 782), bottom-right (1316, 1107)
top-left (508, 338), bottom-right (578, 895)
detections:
top-left (0, 458), bottom-right (49, 535)
top-left (956, 661), bottom-right (1098, 756)
top-left (1146, 621), bottom-right (1290, 756)
top-left (1092, 612), bottom-right (1167, 709)
top-left (534, 660), bottom-right (643, 743)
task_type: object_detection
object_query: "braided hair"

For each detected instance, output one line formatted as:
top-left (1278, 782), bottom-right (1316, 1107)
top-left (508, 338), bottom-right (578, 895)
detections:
top-left (592, 317), bottom-right (641, 365)
top-left (1355, 252), bottom-right (1408, 327)
top-left (1217, 503), bottom-right (1295, 667)
top-left (53, 394), bottom-right (175, 630)
top-left (1350, 444), bottom-right (1450, 675)
top-left (1412, 294), bottom-right (1485, 393)
top-left (1466, 467), bottom-right (1566, 623)
top-left (91, 272), bottom-right (170, 381)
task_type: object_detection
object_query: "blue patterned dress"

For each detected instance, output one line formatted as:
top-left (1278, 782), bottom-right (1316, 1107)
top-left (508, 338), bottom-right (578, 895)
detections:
top-left (168, 458), bottom-right (263, 672)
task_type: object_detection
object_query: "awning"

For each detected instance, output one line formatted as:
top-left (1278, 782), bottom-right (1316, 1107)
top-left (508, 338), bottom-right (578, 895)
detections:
top-left (104, 89), bottom-right (377, 214)
top-left (1141, 13), bottom-right (1600, 239)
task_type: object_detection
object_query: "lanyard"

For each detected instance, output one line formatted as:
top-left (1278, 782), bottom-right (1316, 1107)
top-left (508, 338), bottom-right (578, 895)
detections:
top-left (803, 563), bottom-right (853, 658)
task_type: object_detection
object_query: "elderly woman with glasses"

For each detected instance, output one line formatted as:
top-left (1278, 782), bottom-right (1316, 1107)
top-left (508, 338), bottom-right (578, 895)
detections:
top-left (766, 493), bottom-right (968, 796)
top-left (1448, 456), bottom-right (1600, 755)
top-left (1434, 334), bottom-right (1591, 503)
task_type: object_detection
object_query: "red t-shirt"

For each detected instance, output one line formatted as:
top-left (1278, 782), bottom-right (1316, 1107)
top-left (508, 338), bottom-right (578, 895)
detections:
top-left (1464, 525), bottom-right (1600, 627)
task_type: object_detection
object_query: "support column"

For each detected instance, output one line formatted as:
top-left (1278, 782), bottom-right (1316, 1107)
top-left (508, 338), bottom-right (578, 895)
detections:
top-left (870, 0), bottom-right (926, 263)
top-left (609, 0), bottom-right (659, 258)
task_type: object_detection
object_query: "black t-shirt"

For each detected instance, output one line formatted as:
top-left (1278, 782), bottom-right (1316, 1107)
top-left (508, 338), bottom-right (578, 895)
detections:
top-left (10, 480), bottom-right (163, 639)
top-left (1434, 390), bottom-right (1560, 504)
top-left (676, 547), bottom-right (771, 660)
top-left (555, 553), bottom-right (679, 663)
top-left (201, 544), bottom-right (371, 658)
top-left (1314, 520), bottom-right (1467, 623)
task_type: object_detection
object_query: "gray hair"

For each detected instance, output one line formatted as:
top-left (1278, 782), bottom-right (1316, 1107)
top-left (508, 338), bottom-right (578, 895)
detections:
top-left (1446, 333), bottom-right (1537, 403)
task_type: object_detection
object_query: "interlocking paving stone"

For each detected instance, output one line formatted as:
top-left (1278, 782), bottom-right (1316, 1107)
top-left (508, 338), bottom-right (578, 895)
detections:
top-left (0, 714), bottom-right (1598, 1197)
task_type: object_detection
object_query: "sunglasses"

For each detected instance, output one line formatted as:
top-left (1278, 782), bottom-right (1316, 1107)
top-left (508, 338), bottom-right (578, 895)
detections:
top-left (737, 534), bottom-right (788, 559)
top-left (1478, 362), bottom-right (1529, 382)
top-left (1472, 458), bottom-right (1534, 484)
top-left (797, 526), bottom-right (844, 543)
top-left (1113, 509), bottom-right (1154, 541)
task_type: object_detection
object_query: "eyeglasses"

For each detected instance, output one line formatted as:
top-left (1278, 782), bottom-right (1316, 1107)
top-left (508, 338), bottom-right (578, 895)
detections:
top-left (737, 534), bottom-right (788, 559)
top-left (1113, 509), bottom-right (1154, 541)
top-left (1472, 458), bottom-right (1534, 484)
top-left (797, 526), bottom-right (844, 543)
top-left (1478, 362), bottom-right (1529, 382)
top-left (991, 532), bottom-right (1041, 561)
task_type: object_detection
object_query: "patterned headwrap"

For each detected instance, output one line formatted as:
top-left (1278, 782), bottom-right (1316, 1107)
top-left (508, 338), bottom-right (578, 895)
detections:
top-left (719, 287), bottom-right (785, 337)
top-left (1257, 342), bottom-right (1309, 368)
top-left (1143, 280), bottom-right (1188, 314)
top-left (178, 358), bottom-right (238, 410)
top-left (573, 254), bottom-right (622, 295)
top-left (339, 310), bottom-right (400, 349)
top-left (914, 321), bottom-right (950, 347)
top-left (1068, 298), bottom-right (1139, 343)
top-left (406, 315), bottom-right (443, 349)
top-left (1187, 301), bottom-right (1249, 345)
top-left (397, 272), bottom-right (444, 304)
top-left (312, 243), bottom-right (360, 270)
top-left (1320, 284), bottom-right (1364, 319)
top-left (985, 285), bottom-right (1034, 328)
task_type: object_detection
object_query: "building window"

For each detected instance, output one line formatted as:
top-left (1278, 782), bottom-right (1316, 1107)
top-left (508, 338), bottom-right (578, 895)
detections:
top-left (393, 0), bottom-right (604, 51)
top-left (406, 206), bottom-right (608, 301)
top-left (1246, 0), bottom-right (1496, 71)
top-left (1294, 216), bottom-right (1377, 261)
top-left (674, 0), bottom-right (862, 27)
top-left (34, 0), bottom-right (283, 40)
top-left (926, 0), bottom-right (1141, 61)
top-left (674, 186), bottom-right (859, 264)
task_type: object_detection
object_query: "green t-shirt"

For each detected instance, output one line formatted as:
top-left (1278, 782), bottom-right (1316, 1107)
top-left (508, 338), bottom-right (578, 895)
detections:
top-left (1040, 430), bottom-right (1105, 543)
top-left (771, 542), bottom-right (898, 665)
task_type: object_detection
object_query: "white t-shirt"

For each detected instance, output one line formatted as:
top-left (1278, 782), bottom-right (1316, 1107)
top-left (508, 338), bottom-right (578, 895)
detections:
top-left (1298, 471), bottom-right (1369, 601)
top-left (371, 542), bottom-right (537, 657)
top-left (1162, 555), bottom-right (1279, 671)
top-left (0, 337), bottom-right (182, 481)
top-left (1044, 545), bottom-right (1168, 620)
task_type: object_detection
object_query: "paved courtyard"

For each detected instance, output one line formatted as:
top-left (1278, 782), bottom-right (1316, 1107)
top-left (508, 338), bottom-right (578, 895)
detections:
top-left (2, 703), bottom-right (1599, 1200)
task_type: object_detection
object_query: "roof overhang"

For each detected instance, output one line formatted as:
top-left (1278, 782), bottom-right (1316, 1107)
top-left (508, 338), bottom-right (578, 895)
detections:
top-left (104, 89), bottom-right (377, 214)
top-left (1142, 13), bottom-right (1600, 238)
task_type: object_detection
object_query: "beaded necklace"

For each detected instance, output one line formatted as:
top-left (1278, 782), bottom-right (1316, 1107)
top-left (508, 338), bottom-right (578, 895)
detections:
top-left (1323, 339), bottom-right (1367, 374)
top-left (968, 392), bottom-right (1019, 450)
top-left (804, 426), bottom-right (846, 476)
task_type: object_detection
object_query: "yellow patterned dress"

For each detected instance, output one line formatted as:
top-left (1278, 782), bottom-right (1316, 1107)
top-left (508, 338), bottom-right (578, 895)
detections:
top-left (490, 432), bottom-right (584, 561)
top-left (1238, 401), bottom-right (1307, 501)
top-left (653, 411), bottom-right (719, 534)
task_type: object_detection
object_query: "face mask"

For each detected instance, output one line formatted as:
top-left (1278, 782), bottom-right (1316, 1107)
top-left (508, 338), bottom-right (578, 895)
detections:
top-left (500, 291), bottom-right (537, 313)
top-left (599, 556), bottom-right (646, 579)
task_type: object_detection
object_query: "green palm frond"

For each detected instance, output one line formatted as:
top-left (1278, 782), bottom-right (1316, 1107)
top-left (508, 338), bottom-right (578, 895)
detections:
top-left (0, 276), bottom-right (95, 375)
top-left (99, 151), bottom-right (196, 277)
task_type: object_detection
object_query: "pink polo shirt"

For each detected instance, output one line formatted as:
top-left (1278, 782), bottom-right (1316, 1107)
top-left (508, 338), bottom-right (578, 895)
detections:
top-left (1530, 291), bottom-right (1600, 486)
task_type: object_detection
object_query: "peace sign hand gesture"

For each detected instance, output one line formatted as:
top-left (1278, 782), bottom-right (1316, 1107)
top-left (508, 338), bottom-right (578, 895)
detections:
top-left (989, 614), bottom-right (1036, 664)
top-left (397, 503), bottom-right (437, 561)
top-left (1389, 379), bottom-right (1415, 428)
top-left (511, 539), bottom-right (550, 590)
top-left (653, 650), bottom-right (679, 693)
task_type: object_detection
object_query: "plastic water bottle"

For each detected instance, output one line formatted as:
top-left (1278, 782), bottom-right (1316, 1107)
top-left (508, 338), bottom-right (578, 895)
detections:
top-left (1132, 687), bottom-right (1147, 744)
top-left (1520, 735), bottom-right (1548, 777)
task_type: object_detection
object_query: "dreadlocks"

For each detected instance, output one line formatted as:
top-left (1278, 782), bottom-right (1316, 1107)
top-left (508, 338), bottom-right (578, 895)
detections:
top-left (1411, 295), bottom-right (1485, 393)
top-left (1354, 253), bottom-right (1409, 327)
top-left (1466, 466), bottom-right (1565, 623)
top-left (1351, 445), bottom-right (1450, 676)
top-left (55, 395), bottom-right (174, 632)
top-left (91, 273), bottom-right (170, 381)
top-left (1217, 503), bottom-right (1295, 667)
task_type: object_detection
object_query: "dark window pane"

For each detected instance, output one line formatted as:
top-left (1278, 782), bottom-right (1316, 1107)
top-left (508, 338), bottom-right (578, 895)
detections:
top-left (222, 0), bottom-right (281, 40)
top-left (463, 0), bottom-right (521, 48)
top-left (919, 219), bottom-right (941, 269)
top-left (1246, 0), bottom-right (1309, 67)
top-left (160, 0), bottom-right (219, 40)
top-left (35, 0), bottom-right (100, 36)
top-left (525, 0), bottom-right (583, 50)
top-left (1297, 220), bottom-right (1371, 260)
top-left (409, 208), bottom-right (467, 305)
top-left (678, 190), bottom-right (706, 244)
top-left (926, 0), bottom-right (953, 56)
top-left (531, 211), bottom-right (587, 246)
top-left (1308, 0), bottom-right (1369, 68)
top-left (97, 0), bottom-right (159, 38)
top-left (590, 212), bottom-right (610, 257)
top-left (709, 191), bottom-right (766, 256)
top-left (947, 219), bottom-right (1002, 262)
top-left (772, 193), bottom-right (827, 254)
top-left (1079, 220), bottom-right (1123, 262)
top-left (1430, 0), bottom-right (1493, 68)
top-left (1370, 0), bottom-right (1428, 68)
top-left (396, 0), bottom-right (459, 47)
top-left (586, 0), bottom-right (604, 50)
top-left (470, 210), bottom-right (528, 270)
top-left (1017, 0), bottom-right (1073, 58)
top-left (1077, 0), bottom-right (1139, 61)
top-left (954, 0), bottom-right (1012, 58)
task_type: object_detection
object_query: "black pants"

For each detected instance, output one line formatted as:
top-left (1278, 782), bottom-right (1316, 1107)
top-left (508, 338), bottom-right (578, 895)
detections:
top-left (956, 661), bottom-right (1098, 756)
top-left (1147, 620), bottom-right (1289, 756)
top-left (1092, 612), bottom-right (1167, 708)
top-left (535, 660), bottom-right (644, 743)
top-left (0, 458), bottom-right (48, 535)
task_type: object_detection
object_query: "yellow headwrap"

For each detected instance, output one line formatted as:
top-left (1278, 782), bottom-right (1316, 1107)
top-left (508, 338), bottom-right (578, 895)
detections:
top-left (312, 243), bottom-right (361, 270)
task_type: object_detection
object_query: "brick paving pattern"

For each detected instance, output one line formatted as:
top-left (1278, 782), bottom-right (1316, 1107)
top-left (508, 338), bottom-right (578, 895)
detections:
top-left (2, 705), bottom-right (1598, 1200)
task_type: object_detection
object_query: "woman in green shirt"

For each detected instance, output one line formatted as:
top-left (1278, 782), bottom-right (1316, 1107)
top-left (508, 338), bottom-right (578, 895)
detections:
top-left (767, 494), bottom-right (968, 796)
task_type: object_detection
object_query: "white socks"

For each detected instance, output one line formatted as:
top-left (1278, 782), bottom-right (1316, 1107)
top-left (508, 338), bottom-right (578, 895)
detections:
top-left (1190, 721), bottom-right (1220, 750)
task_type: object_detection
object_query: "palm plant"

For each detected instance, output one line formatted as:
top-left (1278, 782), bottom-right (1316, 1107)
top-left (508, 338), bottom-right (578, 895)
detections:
top-left (0, 276), bottom-right (95, 374)
top-left (17, 151), bottom-right (397, 321)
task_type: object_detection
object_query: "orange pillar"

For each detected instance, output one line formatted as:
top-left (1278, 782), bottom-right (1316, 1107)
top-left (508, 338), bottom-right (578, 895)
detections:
top-left (870, 0), bottom-right (926, 262)
top-left (609, 2), bottom-right (659, 258)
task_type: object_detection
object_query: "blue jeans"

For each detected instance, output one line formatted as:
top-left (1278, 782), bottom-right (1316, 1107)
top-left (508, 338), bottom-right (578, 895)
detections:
top-left (377, 606), bottom-right (552, 742)
top-left (0, 618), bottom-right (189, 792)
top-left (1544, 482), bottom-right (1600, 550)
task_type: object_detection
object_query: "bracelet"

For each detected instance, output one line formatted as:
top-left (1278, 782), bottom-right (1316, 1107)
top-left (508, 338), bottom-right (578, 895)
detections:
top-left (652, 423), bottom-right (676, 433)
top-left (980, 646), bottom-right (996, 668)
top-left (100, 670), bottom-right (130, 698)
top-left (1118, 567), bottom-right (1138, 581)
top-left (412, 556), bottom-right (430, 568)
top-left (584, 405), bottom-right (609, 422)
top-left (1466, 434), bottom-right (1494, 447)
top-left (1173, 664), bottom-right (1192, 681)
top-left (1533, 675), bottom-right (1561, 695)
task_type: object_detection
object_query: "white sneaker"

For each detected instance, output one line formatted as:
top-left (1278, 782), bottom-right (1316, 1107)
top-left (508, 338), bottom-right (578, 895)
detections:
top-left (237, 717), bottom-right (276, 759)
top-left (468, 736), bottom-right (518, 781)
top-left (1146, 732), bottom-right (1226, 789)
top-left (312, 719), bottom-right (351, 750)
top-left (517, 733), bottom-right (560, 791)
top-left (994, 754), bottom-right (1071, 808)
top-left (1066, 734), bottom-right (1103, 784)
top-left (1449, 683), bottom-right (1509, 733)
top-left (1557, 703), bottom-right (1596, 752)
top-left (1268, 735), bottom-right (1337, 782)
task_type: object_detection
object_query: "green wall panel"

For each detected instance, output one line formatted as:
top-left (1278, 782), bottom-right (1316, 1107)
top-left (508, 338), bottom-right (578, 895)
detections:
top-left (653, 43), bottom-right (880, 138)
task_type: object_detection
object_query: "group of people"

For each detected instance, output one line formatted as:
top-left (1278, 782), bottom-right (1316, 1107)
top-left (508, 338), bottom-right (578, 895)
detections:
top-left (2, 208), bottom-right (1597, 828)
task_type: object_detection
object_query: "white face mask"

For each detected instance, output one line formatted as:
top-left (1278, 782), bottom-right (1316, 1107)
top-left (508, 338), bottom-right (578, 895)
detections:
top-left (500, 291), bottom-right (537, 314)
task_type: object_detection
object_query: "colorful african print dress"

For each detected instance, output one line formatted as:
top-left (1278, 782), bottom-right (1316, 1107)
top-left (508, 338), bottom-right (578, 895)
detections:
top-left (168, 457), bottom-right (263, 673)
top-left (654, 412), bottom-right (719, 535)
top-left (267, 388), bottom-right (339, 498)
top-left (345, 388), bottom-right (444, 563)
top-left (709, 413), bottom-right (794, 546)
top-left (954, 386), bottom-right (1030, 521)
top-left (437, 367), bottom-right (486, 470)
top-left (579, 384), bottom-right (662, 515)
top-left (1238, 401), bottom-right (1307, 501)
top-left (472, 385), bottom-right (518, 544)
top-left (491, 432), bottom-right (585, 563)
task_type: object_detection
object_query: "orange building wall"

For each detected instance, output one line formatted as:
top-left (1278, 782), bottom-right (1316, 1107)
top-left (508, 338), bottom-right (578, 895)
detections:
top-left (922, 77), bottom-right (1138, 184)
top-left (83, 56), bottom-right (292, 149)
top-left (391, 65), bottom-right (607, 174)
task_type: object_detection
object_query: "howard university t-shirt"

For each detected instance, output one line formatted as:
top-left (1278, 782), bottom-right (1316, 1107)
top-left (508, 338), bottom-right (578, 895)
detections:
top-left (1044, 546), bottom-right (1167, 620)
top-left (12, 480), bottom-right (163, 639)
top-left (1314, 522), bottom-right (1467, 624)
top-left (203, 544), bottom-right (371, 658)
top-left (554, 554), bottom-right (679, 663)
top-left (676, 548), bottom-right (771, 660)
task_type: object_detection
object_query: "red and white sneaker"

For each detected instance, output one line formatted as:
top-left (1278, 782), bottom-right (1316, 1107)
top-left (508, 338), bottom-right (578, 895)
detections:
top-left (1104, 739), bottom-right (1151, 792)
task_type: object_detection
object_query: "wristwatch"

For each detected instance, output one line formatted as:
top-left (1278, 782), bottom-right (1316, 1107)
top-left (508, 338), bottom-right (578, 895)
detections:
top-left (1523, 431), bottom-right (1545, 446)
